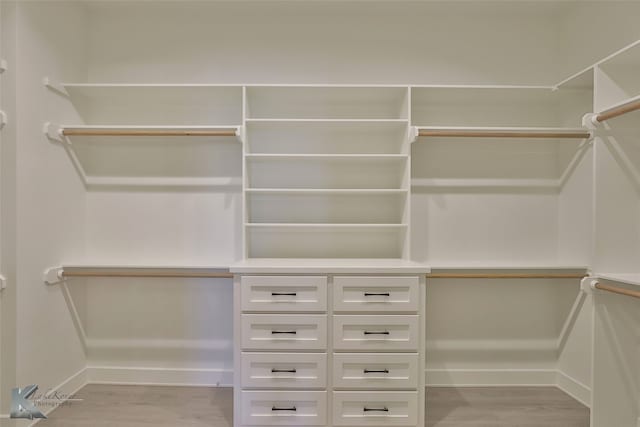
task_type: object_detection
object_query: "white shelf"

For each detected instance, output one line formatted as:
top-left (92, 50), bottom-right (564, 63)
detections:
top-left (85, 176), bottom-right (242, 188)
top-left (246, 154), bottom-right (408, 160)
top-left (245, 188), bottom-right (408, 194)
top-left (411, 178), bottom-right (561, 189)
top-left (245, 223), bottom-right (407, 229)
top-left (245, 118), bottom-right (408, 123)
top-left (60, 125), bottom-right (240, 131)
top-left (231, 258), bottom-right (430, 274)
top-left (430, 266), bottom-right (588, 274)
top-left (594, 273), bottom-right (640, 288)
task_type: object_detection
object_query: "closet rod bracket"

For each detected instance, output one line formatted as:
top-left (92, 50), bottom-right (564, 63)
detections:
top-left (0, 111), bottom-right (7, 129)
top-left (43, 122), bottom-right (68, 143)
top-left (44, 267), bottom-right (65, 285)
top-left (580, 276), bottom-right (597, 294)
top-left (236, 125), bottom-right (245, 144)
top-left (0, 59), bottom-right (7, 74)
top-left (0, 274), bottom-right (6, 291)
top-left (582, 113), bottom-right (600, 130)
top-left (409, 126), bottom-right (419, 143)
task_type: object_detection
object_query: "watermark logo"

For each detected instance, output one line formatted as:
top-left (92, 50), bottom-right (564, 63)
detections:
top-left (10, 385), bottom-right (47, 420)
top-left (10, 384), bottom-right (84, 419)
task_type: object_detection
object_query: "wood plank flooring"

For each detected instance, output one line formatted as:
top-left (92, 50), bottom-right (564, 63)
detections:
top-left (40, 385), bottom-right (589, 426)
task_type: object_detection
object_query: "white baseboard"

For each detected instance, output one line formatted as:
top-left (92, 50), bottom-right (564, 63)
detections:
top-left (86, 366), bottom-right (233, 387)
top-left (426, 368), bottom-right (557, 387)
top-left (31, 367), bottom-right (88, 426)
top-left (556, 370), bottom-right (591, 408)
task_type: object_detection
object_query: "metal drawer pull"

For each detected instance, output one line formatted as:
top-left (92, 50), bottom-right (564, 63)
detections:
top-left (364, 407), bottom-right (389, 412)
top-left (364, 369), bottom-right (389, 374)
top-left (272, 406), bottom-right (297, 412)
top-left (271, 292), bottom-right (297, 296)
top-left (363, 331), bottom-right (390, 335)
top-left (364, 292), bottom-right (390, 297)
top-left (271, 330), bottom-right (297, 335)
top-left (271, 368), bottom-right (297, 373)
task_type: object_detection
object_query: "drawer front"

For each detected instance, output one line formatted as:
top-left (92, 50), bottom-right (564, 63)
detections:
top-left (333, 391), bottom-right (418, 426)
top-left (241, 391), bottom-right (327, 426)
top-left (333, 276), bottom-right (419, 313)
top-left (241, 352), bottom-right (327, 389)
top-left (333, 354), bottom-right (418, 389)
top-left (333, 315), bottom-right (419, 351)
top-left (241, 314), bottom-right (327, 351)
top-left (241, 276), bottom-right (327, 312)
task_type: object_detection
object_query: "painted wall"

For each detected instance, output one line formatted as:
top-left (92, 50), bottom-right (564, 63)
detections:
top-left (12, 0), bottom-right (88, 406)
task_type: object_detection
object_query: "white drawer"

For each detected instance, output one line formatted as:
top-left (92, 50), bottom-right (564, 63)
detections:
top-left (333, 315), bottom-right (419, 351)
top-left (333, 276), bottom-right (419, 313)
top-left (333, 391), bottom-right (418, 426)
top-left (241, 276), bottom-right (327, 312)
top-left (333, 354), bottom-right (418, 389)
top-left (241, 352), bottom-right (327, 389)
top-left (241, 391), bottom-right (327, 426)
top-left (241, 314), bottom-right (327, 351)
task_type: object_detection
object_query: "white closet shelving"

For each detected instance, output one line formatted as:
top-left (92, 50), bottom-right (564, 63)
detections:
top-left (244, 86), bottom-right (411, 260)
top-left (47, 84), bottom-right (244, 188)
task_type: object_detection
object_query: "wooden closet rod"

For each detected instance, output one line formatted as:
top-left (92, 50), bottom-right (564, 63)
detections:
top-left (61, 129), bottom-right (237, 137)
top-left (417, 130), bottom-right (591, 139)
top-left (594, 282), bottom-right (640, 299)
top-left (61, 271), bottom-right (234, 279)
top-left (427, 273), bottom-right (587, 279)
top-left (595, 98), bottom-right (640, 122)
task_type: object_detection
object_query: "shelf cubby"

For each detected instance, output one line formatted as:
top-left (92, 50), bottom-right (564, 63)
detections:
top-left (245, 120), bottom-right (409, 155)
top-left (246, 86), bottom-right (409, 120)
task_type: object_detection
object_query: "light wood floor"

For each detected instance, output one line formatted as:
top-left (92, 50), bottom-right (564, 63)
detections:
top-left (42, 385), bottom-right (589, 426)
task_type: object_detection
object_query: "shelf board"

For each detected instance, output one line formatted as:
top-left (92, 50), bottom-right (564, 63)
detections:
top-left (411, 178), bottom-right (561, 190)
top-left (231, 258), bottom-right (430, 274)
top-left (246, 154), bottom-right (408, 160)
top-left (414, 126), bottom-right (591, 139)
top-left (594, 273), bottom-right (640, 288)
top-left (85, 176), bottom-right (242, 188)
top-left (245, 118), bottom-right (408, 123)
top-left (246, 223), bottom-right (407, 228)
top-left (245, 188), bottom-right (408, 195)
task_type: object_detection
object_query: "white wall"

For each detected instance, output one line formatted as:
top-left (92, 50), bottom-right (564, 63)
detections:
top-left (13, 0), bottom-right (88, 400)
top-left (85, 1), bottom-right (564, 85)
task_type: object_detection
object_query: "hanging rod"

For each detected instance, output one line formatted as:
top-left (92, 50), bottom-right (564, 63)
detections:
top-left (593, 282), bottom-right (640, 299)
top-left (61, 129), bottom-right (238, 137)
top-left (427, 273), bottom-right (587, 279)
top-left (44, 266), bottom-right (233, 285)
top-left (417, 128), bottom-right (591, 139)
top-left (595, 97), bottom-right (640, 123)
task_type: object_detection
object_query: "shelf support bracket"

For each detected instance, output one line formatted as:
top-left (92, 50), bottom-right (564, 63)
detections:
top-left (409, 126), bottom-right (418, 143)
top-left (0, 59), bottom-right (7, 74)
top-left (43, 77), bottom-right (69, 97)
top-left (44, 267), bottom-right (65, 285)
top-left (580, 276), bottom-right (597, 295)
top-left (236, 125), bottom-right (245, 144)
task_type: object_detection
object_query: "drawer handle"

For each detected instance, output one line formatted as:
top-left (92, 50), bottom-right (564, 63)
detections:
top-left (364, 369), bottom-right (389, 374)
top-left (271, 368), bottom-right (297, 373)
top-left (272, 406), bottom-right (297, 412)
top-left (364, 292), bottom-right (390, 297)
top-left (363, 406), bottom-right (389, 412)
top-left (363, 331), bottom-right (390, 335)
top-left (271, 292), bottom-right (297, 296)
top-left (271, 330), bottom-right (297, 335)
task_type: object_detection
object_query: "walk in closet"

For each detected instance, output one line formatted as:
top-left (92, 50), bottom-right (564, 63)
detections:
top-left (0, 1), bottom-right (639, 426)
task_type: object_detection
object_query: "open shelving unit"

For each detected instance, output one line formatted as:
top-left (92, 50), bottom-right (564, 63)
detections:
top-left (243, 86), bottom-right (411, 259)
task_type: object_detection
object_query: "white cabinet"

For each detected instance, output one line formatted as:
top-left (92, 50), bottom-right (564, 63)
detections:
top-left (234, 272), bottom-right (425, 427)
